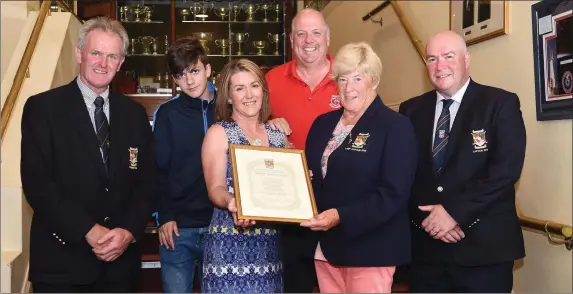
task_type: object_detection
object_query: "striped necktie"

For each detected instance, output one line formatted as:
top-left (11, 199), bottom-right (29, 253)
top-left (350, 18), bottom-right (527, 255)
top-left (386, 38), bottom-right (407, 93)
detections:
top-left (432, 99), bottom-right (454, 174)
top-left (94, 96), bottom-right (109, 172)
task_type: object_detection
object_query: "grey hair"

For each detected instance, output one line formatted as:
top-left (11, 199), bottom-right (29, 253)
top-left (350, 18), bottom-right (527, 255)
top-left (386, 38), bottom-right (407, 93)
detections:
top-left (77, 16), bottom-right (129, 56)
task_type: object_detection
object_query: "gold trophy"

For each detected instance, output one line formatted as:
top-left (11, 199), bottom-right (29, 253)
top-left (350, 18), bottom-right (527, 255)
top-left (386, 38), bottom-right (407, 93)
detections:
top-left (119, 6), bottom-right (129, 21)
top-left (151, 37), bottom-right (158, 54)
top-left (139, 36), bottom-right (155, 55)
top-left (155, 72), bottom-right (163, 87)
top-left (195, 2), bottom-right (213, 20)
top-left (131, 5), bottom-right (143, 22)
top-left (252, 40), bottom-right (267, 55)
top-left (130, 38), bottom-right (139, 55)
top-left (259, 3), bottom-right (271, 22)
top-left (232, 32), bottom-right (249, 55)
top-left (180, 8), bottom-right (190, 21)
top-left (274, 3), bottom-right (281, 22)
top-left (268, 33), bottom-right (280, 55)
top-left (164, 35), bottom-right (169, 54)
top-left (214, 7), bottom-right (228, 20)
top-left (210, 71), bottom-right (217, 85)
top-left (193, 32), bottom-right (213, 54)
top-left (143, 5), bottom-right (154, 22)
top-left (215, 39), bottom-right (229, 55)
top-left (243, 4), bottom-right (258, 22)
top-left (232, 4), bottom-right (241, 21)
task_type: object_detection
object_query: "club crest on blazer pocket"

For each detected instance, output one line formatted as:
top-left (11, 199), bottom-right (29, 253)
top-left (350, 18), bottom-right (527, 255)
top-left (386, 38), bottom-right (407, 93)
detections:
top-left (345, 132), bottom-right (370, 152)
top-left (471, 129), bottom-right (488, 153)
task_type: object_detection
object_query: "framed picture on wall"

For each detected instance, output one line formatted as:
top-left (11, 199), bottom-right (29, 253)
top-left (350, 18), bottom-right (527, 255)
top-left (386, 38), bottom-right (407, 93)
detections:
top-left (531, 0), bottom-right (572, 121)
top-left (450, 0), bottom-right (509, 45)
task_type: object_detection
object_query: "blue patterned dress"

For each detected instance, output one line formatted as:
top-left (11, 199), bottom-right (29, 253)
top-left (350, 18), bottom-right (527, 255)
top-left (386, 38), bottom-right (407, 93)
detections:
top-left (202, 121), bottom-right (285, 293)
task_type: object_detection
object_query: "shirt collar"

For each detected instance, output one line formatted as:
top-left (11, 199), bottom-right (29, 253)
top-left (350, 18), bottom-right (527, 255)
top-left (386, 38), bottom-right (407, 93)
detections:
top-left (76, 76), bottom-right (110, 105)
top-left (284, 54), bottom-right (334, 78)
top-left (436, 77), bottom-right (470, 105)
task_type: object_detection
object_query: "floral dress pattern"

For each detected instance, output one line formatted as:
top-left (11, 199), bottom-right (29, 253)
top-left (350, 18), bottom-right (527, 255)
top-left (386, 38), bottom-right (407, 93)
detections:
top-left (202, 121), bottom-right (285, 293)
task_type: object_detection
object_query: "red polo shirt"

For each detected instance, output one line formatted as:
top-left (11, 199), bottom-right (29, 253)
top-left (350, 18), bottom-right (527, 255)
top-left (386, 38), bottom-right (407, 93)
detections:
top-left (266, 55), bottom-right (340, 150)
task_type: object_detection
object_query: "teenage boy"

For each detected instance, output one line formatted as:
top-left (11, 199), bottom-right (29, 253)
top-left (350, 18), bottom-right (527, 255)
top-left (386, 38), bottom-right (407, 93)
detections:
top-left (153, 37), bottom-right (216, 293)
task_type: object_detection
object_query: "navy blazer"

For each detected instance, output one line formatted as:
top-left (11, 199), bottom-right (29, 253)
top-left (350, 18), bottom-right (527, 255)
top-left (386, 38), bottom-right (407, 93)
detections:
top-left (399, 79), bottom-right (526, 266)
top-left (305, 97), bottom-right (418, 267)
top-left (21, 80), bottom-right (158, 285)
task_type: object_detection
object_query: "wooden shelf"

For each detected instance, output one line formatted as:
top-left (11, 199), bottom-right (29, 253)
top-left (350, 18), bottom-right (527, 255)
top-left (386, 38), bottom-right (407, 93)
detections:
top-left (181, 20), bottom-right (281, 23)
top-left (127, 54), bottom-right (166, 57)
top-left (122, 20), bottom-right (164, 24)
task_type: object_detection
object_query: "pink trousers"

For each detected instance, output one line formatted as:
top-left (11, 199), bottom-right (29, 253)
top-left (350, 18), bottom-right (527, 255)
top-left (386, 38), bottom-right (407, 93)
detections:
top-left (315, 260), bottom-right (396, 293)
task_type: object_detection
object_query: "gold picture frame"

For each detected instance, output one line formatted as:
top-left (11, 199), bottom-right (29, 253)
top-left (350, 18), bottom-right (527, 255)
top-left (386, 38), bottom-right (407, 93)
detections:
top-left (450, 0), bottom-right (509, 46)
top-left (229, 144), bottom-right (318, 223)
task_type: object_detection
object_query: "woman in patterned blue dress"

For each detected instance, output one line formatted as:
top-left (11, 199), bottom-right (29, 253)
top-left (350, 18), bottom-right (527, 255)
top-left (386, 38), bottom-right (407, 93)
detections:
top-left (201, 59), bottom-right (287, 293)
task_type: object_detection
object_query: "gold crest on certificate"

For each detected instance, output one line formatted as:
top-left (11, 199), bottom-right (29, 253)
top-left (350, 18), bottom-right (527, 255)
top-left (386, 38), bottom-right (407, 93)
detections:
top-left (229, 144), bottom-right (318, 223)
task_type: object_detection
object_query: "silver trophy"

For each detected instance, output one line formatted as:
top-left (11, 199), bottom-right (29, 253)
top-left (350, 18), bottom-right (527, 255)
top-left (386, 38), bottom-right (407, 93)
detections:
top-left (274, 3), bottom-right (281, 22)
top-left (259, 3), bottom-right (271, 22)
top-left (215, 38), bottom-right (229, 55)
top-left (268, 33), bottom-right (280, 55)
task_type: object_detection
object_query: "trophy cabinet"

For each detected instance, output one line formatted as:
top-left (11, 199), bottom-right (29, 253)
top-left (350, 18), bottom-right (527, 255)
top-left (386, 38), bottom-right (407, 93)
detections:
top-left (78, 0), bottom-right (297, 120)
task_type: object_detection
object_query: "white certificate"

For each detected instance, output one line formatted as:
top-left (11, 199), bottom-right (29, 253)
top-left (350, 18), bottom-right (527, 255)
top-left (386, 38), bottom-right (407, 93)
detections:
top-left (229, 144), bottom-right (317, 223)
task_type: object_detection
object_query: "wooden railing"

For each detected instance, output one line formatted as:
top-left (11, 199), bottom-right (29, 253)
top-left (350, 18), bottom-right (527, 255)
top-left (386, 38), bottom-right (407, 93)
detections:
top-left (0, 0), bottom-right (51, 141)
top-left (0, 0), bottom-right (82, 142)
top-left (370, 0), bottom-right (572, 250)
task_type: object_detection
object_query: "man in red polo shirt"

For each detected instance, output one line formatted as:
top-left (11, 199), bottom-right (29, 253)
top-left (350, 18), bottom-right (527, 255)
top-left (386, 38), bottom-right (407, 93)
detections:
top-left (265, 8), bottom-right (339, 293)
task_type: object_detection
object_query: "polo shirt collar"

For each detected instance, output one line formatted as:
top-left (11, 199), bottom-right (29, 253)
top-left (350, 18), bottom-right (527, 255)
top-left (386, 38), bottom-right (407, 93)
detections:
top-left (284, 54), bottom-right (334, 78)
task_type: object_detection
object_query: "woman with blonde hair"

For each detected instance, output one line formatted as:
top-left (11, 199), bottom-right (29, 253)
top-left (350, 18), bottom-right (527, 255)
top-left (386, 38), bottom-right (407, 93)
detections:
top-left (301, 42), bottom-right (418, 292)
top-left (201, 59), bottom-right (287, 293)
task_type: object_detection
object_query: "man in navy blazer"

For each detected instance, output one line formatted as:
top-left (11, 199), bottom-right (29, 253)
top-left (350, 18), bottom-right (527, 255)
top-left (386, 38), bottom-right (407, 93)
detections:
top-left (399, 30), bottom-right (526, 292)
top-left (21, 17), bottom-right (157, 292)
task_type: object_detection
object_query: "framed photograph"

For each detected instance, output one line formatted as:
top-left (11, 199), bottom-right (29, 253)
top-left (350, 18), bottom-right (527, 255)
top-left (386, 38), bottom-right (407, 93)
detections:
top-left (229, 144), bottom-right (318, 223)
top-left (450, 0), bottom-right (509, 45)
top-left (531, 0), bottom-right (573, 121)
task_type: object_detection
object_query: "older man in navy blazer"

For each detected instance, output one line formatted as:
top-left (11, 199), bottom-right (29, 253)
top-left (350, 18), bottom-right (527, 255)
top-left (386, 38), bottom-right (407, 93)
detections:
top-left (301, 42), bottom-right (417, 293)
top-left (399, 31), bottom-right (526, 293)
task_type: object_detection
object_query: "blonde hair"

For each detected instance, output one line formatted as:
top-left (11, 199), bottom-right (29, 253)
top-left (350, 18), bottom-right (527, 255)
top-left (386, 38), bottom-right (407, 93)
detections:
top-left (215, 59), bottom-right (271, 123)
top-left (331, 42), bottom-right (383, 87)
top-left (78, 16), bottom-right (129, 56)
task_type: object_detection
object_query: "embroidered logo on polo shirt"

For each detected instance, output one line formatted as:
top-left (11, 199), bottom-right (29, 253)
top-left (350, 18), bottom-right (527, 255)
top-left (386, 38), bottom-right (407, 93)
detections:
top-left (329, 95), bottom-right (341, 109)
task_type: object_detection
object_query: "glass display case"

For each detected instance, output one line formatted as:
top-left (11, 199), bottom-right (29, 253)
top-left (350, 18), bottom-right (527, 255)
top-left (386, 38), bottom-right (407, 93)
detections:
top-left (109, 0), bottom-right (296, 117)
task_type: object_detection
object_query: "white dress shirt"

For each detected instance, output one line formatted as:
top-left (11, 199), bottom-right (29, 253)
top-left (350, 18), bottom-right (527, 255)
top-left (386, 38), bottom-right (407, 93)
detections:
top-left (432, 78), bottom-right (471, 146)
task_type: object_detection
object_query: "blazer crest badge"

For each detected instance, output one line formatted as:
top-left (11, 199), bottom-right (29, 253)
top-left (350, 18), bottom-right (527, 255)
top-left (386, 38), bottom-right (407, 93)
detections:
top-left (351, 133), bottom-right (370, 149)
top-left (329, 95), bottom-right (341, 109)
top-left (471, 129), bottom-right (488, 151)
top-left (128, 147), bottom-right (138, 169)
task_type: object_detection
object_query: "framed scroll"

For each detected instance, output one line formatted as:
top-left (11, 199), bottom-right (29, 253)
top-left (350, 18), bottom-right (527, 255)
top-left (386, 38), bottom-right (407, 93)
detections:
top-left (229, 144), bottom-right (318, 223)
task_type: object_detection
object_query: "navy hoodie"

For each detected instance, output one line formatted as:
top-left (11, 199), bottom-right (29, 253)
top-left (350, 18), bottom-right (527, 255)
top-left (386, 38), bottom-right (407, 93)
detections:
top-left (153, 82), bottom-right (216, 228)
